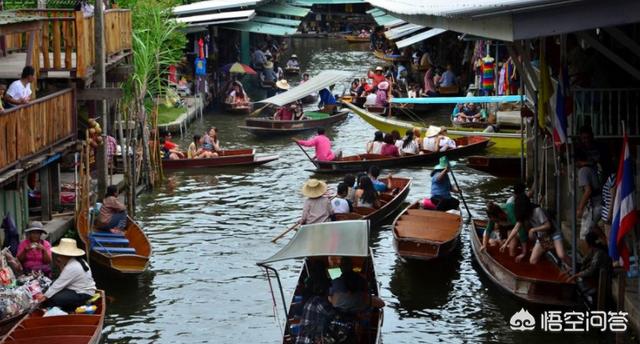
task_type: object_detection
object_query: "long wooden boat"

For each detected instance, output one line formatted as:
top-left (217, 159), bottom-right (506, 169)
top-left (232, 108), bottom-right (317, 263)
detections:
top-left (238, 110), bottom-right (349, 137)
top-left (392, 202), bottom-right (462, 261)
top-left (467, 155), bottom-right (522, 178)
top-left (373, 50), bottom-right (408, 62)
top-left (343, 101), bottom-right (522, 157)
top-left (258, 221), bottom-right (382, 344)
top-left (1, 290), bottom-right (105, 344)
top-left (77, 210), bottom-right (151, 276)
top-left (223, 101), bottom-right (251, 115)
top-left (162, 149), bottom-right (279, 169)
top-left (470, 219), bottom-right (579, 306)
top-left (335, 177), bottom-right (411, 227)
top-left (313, 136), bottom-right (490, 173)
top-left (344, 34), bottom-right (370, 43)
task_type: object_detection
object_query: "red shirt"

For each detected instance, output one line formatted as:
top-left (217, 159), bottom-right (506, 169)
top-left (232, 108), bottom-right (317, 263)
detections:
top-left (381, 143), bottom-right (399, 157)
top-left (164, 139), bottom-right (177, 150)
top-left (276, 107), bottom-right (293, 121)
top-left (368, 71), bottom-right (385, 87)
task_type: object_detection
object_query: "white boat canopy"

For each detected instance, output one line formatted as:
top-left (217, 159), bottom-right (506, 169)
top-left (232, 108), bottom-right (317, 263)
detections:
top-left (257, 70), bottom-right (352, 107)
top-left (258, 221), bottom-right (369, 265)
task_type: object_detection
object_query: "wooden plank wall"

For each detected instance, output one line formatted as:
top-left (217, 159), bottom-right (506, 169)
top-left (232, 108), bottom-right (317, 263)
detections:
top-left (104, 9), bottom-right (132, 57)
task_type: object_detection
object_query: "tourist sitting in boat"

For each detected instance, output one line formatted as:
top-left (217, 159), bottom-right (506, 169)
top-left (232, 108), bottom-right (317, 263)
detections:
top-left (375, 81), bottom-right (390, 111)
top-left (273, 103), bottom-right (296, 121)
top-left (412, 127), bottom-right (423, 150)
top-left (366, 131), bottom-right (384, 154)
top-left (363, 89), bottom-right (377, 107)
top-left (356, 78), bottom-right (369, 97)
top-left (453, 103), bottom-right (483, 123)
top-left (368, 166), bottom-right (392, 192)
top-left (368, 66), bottom-right (385, 87)
top-left (17, 221), bottom-right (52, 276)
top-left (226, 82), bottom-right (250, 107)
top-left (96, 185), bottom-right (128, 233)
top-left (349, 79), bottom-right (360, 97)
top-left (567, 232), bottom-right (611, 300)
top-left (506, 194), bottom-right (567, 265)
top-left (202, 127), bottom-right (220, 158)
top-left (380, 133), bottom-right (400, 157)
top-left (163, 132), bottom-right (185, 159)
top-left (301, 73), bottom-right (310, 84)
top-left (286, 55), bottom-right (299, 68)
top-left (398, 129), bottom-right (419, 155)
top-left (329, 257), bottom-right (384, 314)
top-left (482, 202), bottom-right (529, 261)
top-left (423, 126), bottom-right (457, 152)
top-left (343, 174), bottom-right (356, 204)
top-left (294, 128), bottom-right (340, 162)
top-left (354, 176), bottom-right (379, 209)
top-left (160, 138), bottom-right (180, 160)
top-left (296, 260), bottom-right (335, 344)
top-left (318, 87), bottom-right (338, 113)
top-left (36, 238), bottom-right (96, 313)
top-left (188, 135), bottom-right (206, 159)
top-left (429, 157), bottom-right (460, 212)
top-left (438, 64), bottom-right (457, 87)
top-left (331, 182), bottom-right (353, 215)
top-left (299, 179), bottom-right (333, 225)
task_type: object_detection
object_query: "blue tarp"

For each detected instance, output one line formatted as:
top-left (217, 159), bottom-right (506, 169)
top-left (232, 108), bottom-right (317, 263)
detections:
top-left (391, 95), bottom-right (524, 104)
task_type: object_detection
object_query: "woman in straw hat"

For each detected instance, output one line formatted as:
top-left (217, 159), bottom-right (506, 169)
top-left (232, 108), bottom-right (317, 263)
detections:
top-left (275, 79), bottom-right (290, 94)
top-left (429, 157), bottom-right (460, 212)
top-left (37, 238), bottom-right (96, 312)
top-left (299, 179), bottom-right (333, 225)
top-left (17, 221), bottom-right (52, 276)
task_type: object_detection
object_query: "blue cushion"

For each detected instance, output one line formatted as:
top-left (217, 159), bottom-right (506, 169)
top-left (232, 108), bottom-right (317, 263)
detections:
top-left (91, 232), bottom-right (126, 238)
top-left (93, 246), bottom-right (136, 254)
top-left (91, 237), bottom-right (130, 246)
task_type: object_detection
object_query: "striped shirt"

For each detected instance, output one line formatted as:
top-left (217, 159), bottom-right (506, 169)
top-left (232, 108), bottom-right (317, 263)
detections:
top-left (601, 174), bottom-right (616, 223)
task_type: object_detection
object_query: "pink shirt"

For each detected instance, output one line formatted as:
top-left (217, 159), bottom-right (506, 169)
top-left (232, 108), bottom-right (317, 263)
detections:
top-left (380, 143), bottom-right (399, 157)
top-left (375, 90), bottom-right (388, 107)
top-left (424, 68), bottom-right (436, 93)
top-left (298, 135), bottom-right (335, 162)
top-left (17, 239), bottom-right (51, 272)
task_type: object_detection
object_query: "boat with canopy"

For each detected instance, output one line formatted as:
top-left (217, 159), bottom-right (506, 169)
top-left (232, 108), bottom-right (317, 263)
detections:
top-left (257, 221), bottom-right (383, 344)
top-left (239, 70), bottom-right (352, 136)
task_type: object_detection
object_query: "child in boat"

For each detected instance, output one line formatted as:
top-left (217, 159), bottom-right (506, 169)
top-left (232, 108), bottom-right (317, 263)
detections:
top-left (299, 179), bottom-right (333, 225)
top-left (187, 135), bottom-right (203, 159)
top-left (482, 202), bottom-right (528, 261)
top-left (331, 183), bottom-right (352, 214)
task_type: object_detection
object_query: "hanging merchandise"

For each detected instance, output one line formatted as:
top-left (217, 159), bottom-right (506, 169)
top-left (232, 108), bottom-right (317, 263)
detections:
top-left (481, 55), bottom-right (495, 93)
top-left (195, 57), bottom-right (207, 76)
top-left (204, 33), bottom-right (210, 58)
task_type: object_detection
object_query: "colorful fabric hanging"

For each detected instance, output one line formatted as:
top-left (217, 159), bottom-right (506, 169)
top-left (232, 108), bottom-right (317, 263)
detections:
top-left (481, 56), bottom-right (495, 91)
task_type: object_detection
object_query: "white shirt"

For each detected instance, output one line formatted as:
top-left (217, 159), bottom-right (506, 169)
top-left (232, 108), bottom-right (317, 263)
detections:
top-left (6, 80), bottom-right (31, 103)
top-left (367, 141), bottom-right (384, 154)
top-left (44, 258), bottom-right (96, 298)
top-left (364, 93), bottom-right (377, 106)
top-left (399, 140), bottom-right (419, 154)
top-left (331, 197), bottom-right (350, 214)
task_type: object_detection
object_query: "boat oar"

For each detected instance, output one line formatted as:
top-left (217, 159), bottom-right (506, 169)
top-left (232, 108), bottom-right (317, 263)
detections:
top-left (294, 141), bottom-right (318, 168)
top-left (249, 103), bottom-right (270, 117)
top-left (447, 161), bottom-right (472, 220)
top-left (271, 223), bottom-right (300, 243)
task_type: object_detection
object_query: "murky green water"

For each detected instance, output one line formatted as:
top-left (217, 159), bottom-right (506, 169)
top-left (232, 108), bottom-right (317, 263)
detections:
top-left (97, 39), bottom-right (631, 344)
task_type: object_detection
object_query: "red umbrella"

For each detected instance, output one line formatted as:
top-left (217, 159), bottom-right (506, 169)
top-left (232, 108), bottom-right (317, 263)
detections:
top-left (221, 62), bottom-right (256, 75)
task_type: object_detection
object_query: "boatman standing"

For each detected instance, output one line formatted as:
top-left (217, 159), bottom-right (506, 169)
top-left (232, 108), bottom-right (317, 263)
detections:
top-left (293, 128), bottom-right (340, 162)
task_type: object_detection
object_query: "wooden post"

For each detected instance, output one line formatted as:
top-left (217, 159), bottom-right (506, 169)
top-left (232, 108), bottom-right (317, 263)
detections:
top-left (596, 268), bottom-right (607, 310)
top-left (39, 165), bottom-right (51, 222)
top-left (25, 30), bottom-right (35, 67)
top-left (74, 11), bottom-right (85, 78)
top-left (95, 2), bottom-right (108, 198)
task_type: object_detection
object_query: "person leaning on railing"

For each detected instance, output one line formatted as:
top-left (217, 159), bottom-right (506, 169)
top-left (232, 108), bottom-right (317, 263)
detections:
top-left (3, 66), bottom-right (35, 109)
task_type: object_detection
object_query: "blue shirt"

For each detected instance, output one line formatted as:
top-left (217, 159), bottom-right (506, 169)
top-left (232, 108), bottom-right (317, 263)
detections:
top-left (440, 70), bottom-right (456, 87)
top-left (371, 178), bottom-right (387, 192)
top-left (318, 88), bottom-right (337, 107)
top-left (431, 172), bottom-right (452, 198)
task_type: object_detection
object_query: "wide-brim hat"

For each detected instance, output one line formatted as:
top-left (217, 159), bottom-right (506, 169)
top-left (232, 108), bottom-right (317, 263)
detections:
top-left (433, 156), bottom-right (457, 170)
top-left (51, 238), bottom-right (85, 257)
top-left (301, 179), bottom-right (328, 198)
top-left (378, 81), bottom-right (389, 90)
top-left (24, 221), bottom-right (47, 235)
top-left (264, 61), bottom-right (274, 69)
top-left (425, 125), bottom-right (442, 138)
top-left (276, 80), bottom-right (290, 90)
top-left (375, 66), bottom-right (384, 71)
top-left (291, 54), bottom-right (298, 59)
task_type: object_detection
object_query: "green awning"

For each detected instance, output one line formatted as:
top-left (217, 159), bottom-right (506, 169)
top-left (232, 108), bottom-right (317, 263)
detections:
top-left (294, 0), bottom-right (364, 4)
top-left (252, 16), bottom-right (301, 27)
top-left (257, 3), bottom-right (311, 18)
top-left (223, 21), bottom-right (298, 36)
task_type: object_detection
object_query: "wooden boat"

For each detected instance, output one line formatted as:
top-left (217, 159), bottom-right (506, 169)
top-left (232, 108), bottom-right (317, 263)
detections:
top-left (223, 101), bottom-right (251, 115)
top-left (76, 210), bottom-right (151, 275)
top-left (344, 34), bottom-right (370, 43)
top-left (313, 136), bottom-right (490, 173)
top-left (373, 50), bottom-right (408, 62)
top-left (1, 290), bottom-right (105, 344)
top-left (342, 101), bottom-right (522, 157)
top-left (470, 219), bottom-right (579, 306)
top-left (452, 120), bottom-right (489, 129)
top-left (162, 149), bottom-right (279, 169)
top-left (335, 177), bottom-right (411, 227)
top-left (364, 105), bottom-right (385, 115)
top-left (392, 202), bottom-right (461, 261)
top-left (467, 155), bottom-right (522, 178)
top-left (0, 312), bottom-right (29, 338)
top-left (258, 221), bottom-right (382, 344)
top-left (284, 66), bottom-right (300, 76)
top-left (239, 110), bottom-right (349, 137)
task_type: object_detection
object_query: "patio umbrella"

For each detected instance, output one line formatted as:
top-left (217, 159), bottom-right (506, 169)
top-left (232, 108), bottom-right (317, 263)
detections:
top-left (221, 62), bottom-right (256, 75)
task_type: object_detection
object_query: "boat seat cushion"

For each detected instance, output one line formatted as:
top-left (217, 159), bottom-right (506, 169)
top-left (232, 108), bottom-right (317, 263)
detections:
top-left (90, 236), bottom-right (130, 246)
top-left (90, 231), bottom-right (126, 238)
top-left (93, 246), bottom-right (136, 254)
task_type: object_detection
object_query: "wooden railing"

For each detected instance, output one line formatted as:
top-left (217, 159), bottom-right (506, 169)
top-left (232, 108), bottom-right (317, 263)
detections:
top-left (0, 89), bottom-right (76, 174)
top-left (10, 9), bottom-right (132, 78)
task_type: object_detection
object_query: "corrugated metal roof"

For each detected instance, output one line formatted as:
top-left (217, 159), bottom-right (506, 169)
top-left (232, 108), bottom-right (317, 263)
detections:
top-left (223, 21), bottom-right (298, 36)
top-left (374, 14), bottom-right (405, 27)
top-left (384, 23), bottom-right (424, 40)
top-left (294, 0), bottom-right (365, 4)
top-left (176, 10), bottom-right (255, 25)
top-left (173, 0), bottom-right (260, 16)
top-left (395, 28), bottom-right (446, 48)
top-left (367, 0), bottom-right (581, 18)
top-left (252, 15), bottom-right (301, 27)
top-left (257, 3), bottom-right (311, 17)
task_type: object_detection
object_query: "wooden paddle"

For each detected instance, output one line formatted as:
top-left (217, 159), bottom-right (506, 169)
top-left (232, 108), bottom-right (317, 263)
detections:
top-left (249, 103), bottom-right (270, 117)
top-left (271, 223), bottom-right (300, 243)
top-left (447, 161), bottom-right (472, 220)
top-left (294, 141), bottom-right (318, 168)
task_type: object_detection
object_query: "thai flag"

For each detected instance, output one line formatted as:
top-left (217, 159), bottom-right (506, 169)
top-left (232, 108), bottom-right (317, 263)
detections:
top-left (609, 133), bottom-right (637, 270)
top-left (551, 65), bottom-right (571, 146)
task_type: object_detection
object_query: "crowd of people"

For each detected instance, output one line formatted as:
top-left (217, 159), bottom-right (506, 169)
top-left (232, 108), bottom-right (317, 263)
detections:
top-left (160, 126), bottom-right (221, 161)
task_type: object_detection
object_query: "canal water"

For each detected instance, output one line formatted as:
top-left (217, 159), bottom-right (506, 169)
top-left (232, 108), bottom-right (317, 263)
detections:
top-left (98, 39), bottom-right (627, 343)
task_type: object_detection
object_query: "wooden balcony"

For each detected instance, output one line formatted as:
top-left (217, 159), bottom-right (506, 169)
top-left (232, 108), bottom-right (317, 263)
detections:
top-left (0, 88), bottom-right (76, 175)
top-left (0, 9), bottom-right (132, 80)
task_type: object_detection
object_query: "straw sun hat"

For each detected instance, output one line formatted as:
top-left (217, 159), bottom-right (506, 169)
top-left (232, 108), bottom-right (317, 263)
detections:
top-left (301, 179), bottom-right (328, 198)
top-left (425, 125), bottom-right (442, 138)
top-left (24, 221), bottom-right (47, 235)
top-left (51, 238), bottom-right (85, 257)
top-left (276, 80), bottom-right (291, 90)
